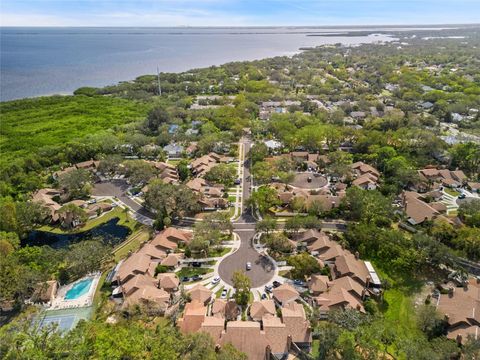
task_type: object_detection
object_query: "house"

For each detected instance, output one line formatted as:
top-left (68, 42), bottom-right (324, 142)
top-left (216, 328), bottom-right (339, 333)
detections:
top-left (211, 299), bottom-right (239, 320)
top-left (159, 253), bottom-right (183, 268)
top-left (188, 284), bottom-right (213, 305)
top-left (163, 143), bottom-right (184, 159)
top-left (401, 191), bottom-right (446, 225)
top-left (436, 277), bottom-right (480, 343)
top-left (308, 275), bottom-right (331, 296)
top-left (272, 283), bottom-right (299, 306)
top-left (417, 168), bottom-right (467, 189)
top-left (149, 161), bottom-right (179, 183)
top-left (264, 139), bottom-right (282, 151)
top-left (32, 188), bottom-right (62, 222)
top-left (156, 273), bottom-right (180, 293)
top-left (352, 174), bottom-right (378, 190)
top-left (116, 253), bottom-right (155, 284)
top-left (351, 161), bottom-right (380, 188)
top-left (190, 154), bottom-right (218, 177)
top-left (421, 101), bottom-right (434, 110)
top-left (150, 227), bottom-right (193, 252)
top-left (333, 251), bottom-right (371, 288)
top-left (168, 124), bottom-right (180, 134)
top-left (122, 273), bottom-right (171, 309)
top-left (177, 298), bottom-right (312, 359)
top-left (249, 299), bottom-right (276, 321)
top-left (31, 280), bottom-right (58, 304)
top-left (350, 111), bottom-right (366, 120)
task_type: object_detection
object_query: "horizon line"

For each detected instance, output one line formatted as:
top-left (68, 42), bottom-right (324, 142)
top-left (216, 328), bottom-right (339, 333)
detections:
top-left (2, 22), bottom-right (480, 29)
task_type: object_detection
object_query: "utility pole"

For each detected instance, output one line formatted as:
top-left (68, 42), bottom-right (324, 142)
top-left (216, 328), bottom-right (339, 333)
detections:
top-left (157, 66), bottom-right (162, 96)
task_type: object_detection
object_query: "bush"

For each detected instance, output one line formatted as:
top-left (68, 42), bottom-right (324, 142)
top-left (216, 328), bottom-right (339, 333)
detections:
top-left (155, 265), bottom-right (169, 275)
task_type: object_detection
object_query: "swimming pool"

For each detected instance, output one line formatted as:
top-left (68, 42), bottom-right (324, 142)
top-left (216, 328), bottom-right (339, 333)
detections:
top-left (65, 278), bottom-right (93, 300)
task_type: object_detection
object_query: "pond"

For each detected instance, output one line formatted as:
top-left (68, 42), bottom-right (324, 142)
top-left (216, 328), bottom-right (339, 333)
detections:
top-left (26, 218), bottom-right (131, 249)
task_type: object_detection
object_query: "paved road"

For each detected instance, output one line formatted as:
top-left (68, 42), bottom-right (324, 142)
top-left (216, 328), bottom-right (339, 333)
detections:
top-left (218, 138), bottom-right (276, 287)
top-left (92, 180), bottom-right (155, 219)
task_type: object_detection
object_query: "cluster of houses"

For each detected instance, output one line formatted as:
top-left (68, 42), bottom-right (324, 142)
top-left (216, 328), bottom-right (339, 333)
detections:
top-left (111, 227), bottom-right (191, 310)
top-left (32, 188), bottom-right (113, 227)
top-left (417, 167), bottom-right (468, 189)
top-left (53, 159), bottom-right (99, 179)
top-left (435, 277), bottom-right (480, 344)
top-left (399, 167), bottom-right (479, 226)
top-left (190, 95), bottom-right (236, 110)
top-left (261, 155), bottom-right (381, 215)
top-left (351, 161), bottom-right (380, 190)
top-left (293, 229), bottom-right (381, 315)
top-left (186, 152), bottom-right (234, 210)
top-left (178, 283), bottom-right (311, 359)
top-left (259, 100), bottom-right (302, 120)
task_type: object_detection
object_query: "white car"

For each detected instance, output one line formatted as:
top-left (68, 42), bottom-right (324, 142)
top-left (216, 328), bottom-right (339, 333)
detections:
top-left (220, 289), bottom-right (228, 299)
top-left (211, 276), bottom-right (220, 285)
top-left (246, 262), bottom-right (252, 270)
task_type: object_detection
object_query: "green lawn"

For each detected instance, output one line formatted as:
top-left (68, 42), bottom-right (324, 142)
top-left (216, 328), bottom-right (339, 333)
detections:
top-left (215, 286), bottom-right (225, 298)
top-left (176, 267), bottom-right (213, 278)
top-left (38, 206), bottom-right (139, 234)
top-left (444, 187), bottom-right (460, 197)
top-left (0, 95), bottom-right (149, 166)
top-left (208, 247), bottom-right (231, 258)
top-left (113, 228), bottom-right (151, 262)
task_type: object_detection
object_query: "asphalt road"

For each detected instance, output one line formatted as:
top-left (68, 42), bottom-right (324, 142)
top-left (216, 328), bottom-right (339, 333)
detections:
top-left (218, 138), bottom-right (276, 287)
top-left (92, 180), bottom-right (155, 218)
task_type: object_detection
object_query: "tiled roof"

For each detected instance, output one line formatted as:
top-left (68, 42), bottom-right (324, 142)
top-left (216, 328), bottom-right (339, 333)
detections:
top-left (272, 284), bottom-right (300, 305)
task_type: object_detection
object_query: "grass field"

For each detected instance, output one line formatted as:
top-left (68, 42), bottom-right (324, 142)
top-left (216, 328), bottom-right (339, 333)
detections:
top-left (177, 267), bottom-right (213, 279)
top-left (113, 227), bottom-right (151, 261)
top-left (444, 187), bottom-right (460, 197)
top-left (0, 95), bottom-right (149, 165)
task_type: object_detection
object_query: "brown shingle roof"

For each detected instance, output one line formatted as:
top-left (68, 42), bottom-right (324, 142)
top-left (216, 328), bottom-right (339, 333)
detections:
top-left (272, 284), bottom-right (299, 305)
top-left (117, 253), bottom-right (153, 283)
top-left (403, 191), bottom-right (440, 225)
top-left (188, 284), bottom-right (213, 304)
top-left (157, 273), bottom-right (179, 291)
top-left (436, 278), bottom-right (480, 342)
top-left (250, 299), bottom-right (276, 321)
top-left (308, 275), bottom-right (331, 295)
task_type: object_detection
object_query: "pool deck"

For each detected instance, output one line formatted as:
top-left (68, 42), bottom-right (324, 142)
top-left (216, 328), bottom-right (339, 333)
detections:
top-left (49, 273), bottom-right (101, 310)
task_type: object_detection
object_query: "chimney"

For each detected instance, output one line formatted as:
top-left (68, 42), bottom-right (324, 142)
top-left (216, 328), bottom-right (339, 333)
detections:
top-left (366, 276), bottom-right (371, 288)
top-left (456, 334), bottom-right (462, 345)
top-left (265, 345), bottom-right (272, 360)
top-left (361, 289), bottom-right (366, 300)
top-left (354, 251), bottom-right (360, 260)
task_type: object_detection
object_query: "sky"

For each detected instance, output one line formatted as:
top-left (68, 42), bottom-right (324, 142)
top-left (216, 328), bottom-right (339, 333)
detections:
top-left (1, 0), bottom-right (479, 27)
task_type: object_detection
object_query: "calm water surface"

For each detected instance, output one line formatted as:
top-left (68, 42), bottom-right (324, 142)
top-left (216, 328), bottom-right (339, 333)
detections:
top-left (1, 27), bottom-right (397, 101)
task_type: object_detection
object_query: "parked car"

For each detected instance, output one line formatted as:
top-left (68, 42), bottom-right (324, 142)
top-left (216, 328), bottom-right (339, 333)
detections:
top-left (234, 179), bottom-right (242, 185)
top-left (293, 279), bottom-right (305, 287)
top-left (211, 276), bottom-right (220, 285)
top-left (191, 262), bottom-right (201, 267)
top-left (458, 193), bottom-right (466, 199)
top-left (264, 285), bottom-right (273, 293)
top-left (261, 293), bottom-right (268, 300)
top-left (272, 280), bottom-right (281, 288)
top-left (181, 277), bottom-right (190, 282)
top-left (246, 262), bottom-right (252, 270)
top-left (221, 289), bottom-right (228, 299)
top-left (191, 275), bottom-right (202, 282)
